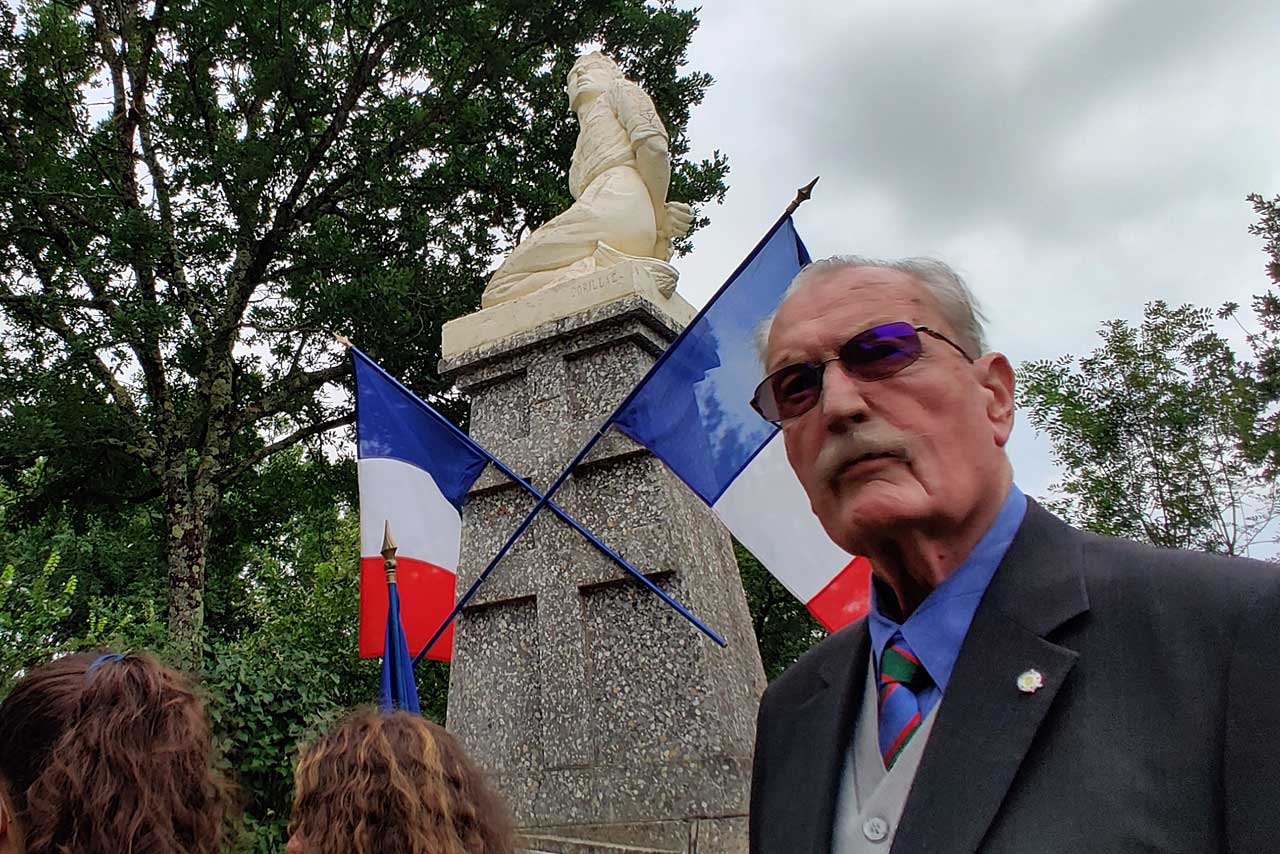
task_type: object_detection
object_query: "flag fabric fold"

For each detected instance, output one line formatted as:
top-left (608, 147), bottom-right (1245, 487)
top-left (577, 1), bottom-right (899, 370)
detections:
top-left (378, 573), bottom-right (421, 713)
top-left (612, 216), bottom-right (871, 631)
top-left (354, 350), bottom-right (488, 661)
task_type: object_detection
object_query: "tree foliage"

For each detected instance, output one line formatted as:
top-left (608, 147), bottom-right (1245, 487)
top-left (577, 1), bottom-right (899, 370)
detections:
top-left (1248, 192), bottom-right (1280, 287)
top-left (1244, 191), bottom-right (1280, 474)
top-left (0, 550), bottom-right (76, 694)
top-left (736, 543), bottom-right (826, 680)
top-left (201, 510), bottom-right (449, 851)
top-left (0, 0), bottom-right (727, 662)
top-left (1018, 300), bottom-right (1279, 556)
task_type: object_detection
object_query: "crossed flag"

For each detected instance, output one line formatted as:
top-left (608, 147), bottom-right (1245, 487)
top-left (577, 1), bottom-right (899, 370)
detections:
top-left (363, 185), bottom-right (872, 710)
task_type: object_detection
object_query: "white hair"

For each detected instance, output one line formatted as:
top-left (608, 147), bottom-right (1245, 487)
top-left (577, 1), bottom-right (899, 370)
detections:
top-left (754, 256), bottom-right (990, 366)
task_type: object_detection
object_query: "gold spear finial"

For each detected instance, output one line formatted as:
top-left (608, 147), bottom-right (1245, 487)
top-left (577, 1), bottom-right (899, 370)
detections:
top-left (785, 176), bottom-right (820, 216)
top-left (381, 520), bottom-right (398, 585)
top-left (334, 333), bottom-right (353, 348)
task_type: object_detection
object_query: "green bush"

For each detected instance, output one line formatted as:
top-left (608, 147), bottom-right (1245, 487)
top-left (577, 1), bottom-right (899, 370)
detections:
top-left (0, 552), bottom-right (76, 696)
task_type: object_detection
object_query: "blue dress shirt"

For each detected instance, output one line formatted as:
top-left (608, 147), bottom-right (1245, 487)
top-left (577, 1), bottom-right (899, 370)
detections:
top-left (867, 484), bottom-right (1028, 719)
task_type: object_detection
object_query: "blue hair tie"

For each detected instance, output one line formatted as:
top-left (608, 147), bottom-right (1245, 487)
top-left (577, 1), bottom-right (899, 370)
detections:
top-left (86, 652), bottom-right (126, 675)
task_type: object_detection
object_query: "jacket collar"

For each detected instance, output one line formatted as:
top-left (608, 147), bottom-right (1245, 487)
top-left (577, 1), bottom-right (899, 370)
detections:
top-left (890, 499), bottom-right (1090, 853)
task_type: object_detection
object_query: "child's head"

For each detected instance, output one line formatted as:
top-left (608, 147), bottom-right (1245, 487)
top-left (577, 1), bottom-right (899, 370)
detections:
top-left (290, 709), bottom-right (514, 854)
top-left (0, 651), bottom-right (228, 854)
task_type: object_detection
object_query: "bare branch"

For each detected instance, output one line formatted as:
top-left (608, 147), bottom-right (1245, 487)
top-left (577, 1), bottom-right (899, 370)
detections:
top-left (121, 0), bottom-right (168, 146)
top-left (136, 88), bottom-right (206, 333)
top-left (0, 293), bottom-right (114, 313)
top-left (276, 14), bottom-right (407, 222)
top-left (232, 361), bottom-right (350, 431)
top-left (180, 57), bottom-right (252, 226)
top-left (0, 116), bottom-right (122, 319)
top-left (217, 413), bottom-right (355, 485)
top-left (220, 16), bottom-right (409, 339)
top-left (289, 50), bottom-right (520, 231)
top-left (87, 1), bottom-right (128, 145)
top-left (0, 275), bottom-right (155, 465)
top-left (238, 321), bottom-right (318, 335)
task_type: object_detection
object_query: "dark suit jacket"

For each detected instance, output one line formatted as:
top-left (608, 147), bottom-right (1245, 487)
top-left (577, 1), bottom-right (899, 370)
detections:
top-left (750, 500), bottom-right (1280, 853)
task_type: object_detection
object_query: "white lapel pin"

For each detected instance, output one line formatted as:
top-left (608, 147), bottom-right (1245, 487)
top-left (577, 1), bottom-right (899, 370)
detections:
top-left (1016, 668), bottom-right (1044, 694)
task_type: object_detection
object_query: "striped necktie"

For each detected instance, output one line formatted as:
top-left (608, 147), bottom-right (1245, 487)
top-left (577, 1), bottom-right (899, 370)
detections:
top-left (877, 634), bottom-right (933, 770)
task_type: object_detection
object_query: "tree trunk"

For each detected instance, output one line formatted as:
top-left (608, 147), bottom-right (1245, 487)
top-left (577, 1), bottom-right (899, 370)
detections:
top-left (163, 465), bottom-right (214, 670)
top-left (161, 350), bottom-right (233, 669)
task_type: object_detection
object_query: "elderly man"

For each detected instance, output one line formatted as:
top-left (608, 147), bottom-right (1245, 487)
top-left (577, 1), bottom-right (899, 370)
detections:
top-left (747, 257), bottom-right (1280, 854)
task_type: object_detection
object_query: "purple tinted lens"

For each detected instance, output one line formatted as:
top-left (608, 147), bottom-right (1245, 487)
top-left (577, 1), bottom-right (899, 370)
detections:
top-left (840, 322), bottom-right (921, 380)
top-left (769, 364), bottom-right (821, 420)
top-left (752, 322), bottom-right (925, 422)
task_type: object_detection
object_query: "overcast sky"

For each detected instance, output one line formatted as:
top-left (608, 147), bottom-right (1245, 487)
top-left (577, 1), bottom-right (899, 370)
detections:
top-left (669, 0), bottom-right (1280, 500)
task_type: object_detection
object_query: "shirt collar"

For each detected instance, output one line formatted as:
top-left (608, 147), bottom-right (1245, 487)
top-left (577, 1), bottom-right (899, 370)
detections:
top-left (867, 484), bottom-right (1028, 693)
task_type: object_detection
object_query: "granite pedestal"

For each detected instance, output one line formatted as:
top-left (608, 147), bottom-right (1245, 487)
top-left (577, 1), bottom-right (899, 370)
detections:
top-left (442, 264), bottom-right (767, 853)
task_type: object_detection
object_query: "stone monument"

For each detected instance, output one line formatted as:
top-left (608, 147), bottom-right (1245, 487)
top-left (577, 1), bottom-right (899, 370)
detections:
top-left (442, 52), bottom-right (766, 854)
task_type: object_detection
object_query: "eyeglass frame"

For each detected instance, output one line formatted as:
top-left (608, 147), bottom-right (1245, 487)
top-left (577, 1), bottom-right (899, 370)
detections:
top-left (750, 322), bottom-right (975, 424)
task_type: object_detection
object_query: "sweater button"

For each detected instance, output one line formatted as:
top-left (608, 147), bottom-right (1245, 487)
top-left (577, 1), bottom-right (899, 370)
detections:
top-left (863, 816), bottom-right (890, 843)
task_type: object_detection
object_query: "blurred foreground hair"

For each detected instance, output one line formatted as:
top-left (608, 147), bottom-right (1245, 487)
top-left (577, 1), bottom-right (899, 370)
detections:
top-left (0, 651), bottom-right (229, 854)
top-left (291, 709), bottom-right (514, 854)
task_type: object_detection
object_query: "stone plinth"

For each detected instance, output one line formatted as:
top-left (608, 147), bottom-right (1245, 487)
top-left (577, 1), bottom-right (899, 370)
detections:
top-left (443, 261), bottom-right (696, 360)
top-left (443, 264), bottom-right (766, 854)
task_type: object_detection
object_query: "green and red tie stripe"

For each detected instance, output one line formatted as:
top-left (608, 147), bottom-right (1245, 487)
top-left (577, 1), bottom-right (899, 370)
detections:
top-left (877, 634), bottom-right (933, 769)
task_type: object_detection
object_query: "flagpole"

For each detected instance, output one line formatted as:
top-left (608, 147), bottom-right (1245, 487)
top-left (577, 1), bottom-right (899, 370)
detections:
top-left (340, 343), bottom-right (724, 656)
top-left (408, 177), bottom-right (819, 661)
top-left (379, 521), bottom-right (421, 713)
top-left (408, 407), bottom-right (725, 661)
top-left (382, 520), bottom-right (398, 585)
top-left (591, 177), bottom-right (819, 435)
top-left (412, 413), bottom-right (630, 662)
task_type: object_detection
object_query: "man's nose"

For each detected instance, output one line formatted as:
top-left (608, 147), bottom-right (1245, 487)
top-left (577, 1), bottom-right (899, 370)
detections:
top-left (817, 360), bottom-right (870, 429)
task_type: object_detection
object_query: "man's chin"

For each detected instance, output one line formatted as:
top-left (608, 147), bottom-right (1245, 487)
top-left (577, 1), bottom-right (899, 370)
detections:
top-left (824, 486), bottom-right (924, 548)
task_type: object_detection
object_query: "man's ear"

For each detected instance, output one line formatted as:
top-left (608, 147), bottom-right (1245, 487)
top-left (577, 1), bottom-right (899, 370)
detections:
top-left (978, 352), bottom-right (1016, 447)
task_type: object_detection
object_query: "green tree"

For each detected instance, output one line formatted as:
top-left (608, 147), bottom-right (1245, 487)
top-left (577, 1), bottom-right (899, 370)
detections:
top-left (1248, 192), bottom-right (1280, 286)
top-left (1018, 300), bottom-right (1278, 556)
top-left (736, 544), bottom-right (826, 680)
top-left (1244, 192), bottom-right (1280, 472)
top-left (0, 551), bottom-right (77, 694)
top-left (2, 496), bottom-right (440, 852)
top-left (0, 0), bottom-right (727, 663)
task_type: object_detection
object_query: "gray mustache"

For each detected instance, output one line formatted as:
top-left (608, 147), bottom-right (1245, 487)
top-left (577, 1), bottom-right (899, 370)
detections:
top-left (815, 432), bottom-right (908, 483)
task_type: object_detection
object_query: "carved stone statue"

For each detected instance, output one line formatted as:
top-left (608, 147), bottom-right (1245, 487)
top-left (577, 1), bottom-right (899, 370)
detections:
top-left (480, 52), bottom-right (694, 309)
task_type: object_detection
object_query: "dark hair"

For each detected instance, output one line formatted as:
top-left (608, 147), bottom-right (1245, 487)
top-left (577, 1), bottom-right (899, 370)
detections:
top-left (291, 709), bottom-right (515, 854)
top-left (0, 651), bottom-right (229, 854)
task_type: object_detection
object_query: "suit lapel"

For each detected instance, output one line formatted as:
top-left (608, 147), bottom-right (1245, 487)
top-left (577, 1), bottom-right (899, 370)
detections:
top-left (771, 624), bottom-right (869, 854)
top-left (891, 501), bottom-right (1090, 854)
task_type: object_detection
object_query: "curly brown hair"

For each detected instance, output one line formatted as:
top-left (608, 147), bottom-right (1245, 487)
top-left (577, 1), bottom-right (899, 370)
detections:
top-left (290, 709), bottom-right (514, 854)
top-left (0, 651), bottom-right (229, 854)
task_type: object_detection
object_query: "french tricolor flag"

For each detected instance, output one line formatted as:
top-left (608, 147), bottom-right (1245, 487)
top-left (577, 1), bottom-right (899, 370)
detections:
top-left (612, 216), bottom-right (870, 631)
top-left (353, 350), bottom-right (488, 661)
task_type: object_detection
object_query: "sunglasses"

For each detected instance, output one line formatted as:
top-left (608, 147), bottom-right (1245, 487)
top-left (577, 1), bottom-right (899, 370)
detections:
top-left (751, 321), bottom-right (974, 423)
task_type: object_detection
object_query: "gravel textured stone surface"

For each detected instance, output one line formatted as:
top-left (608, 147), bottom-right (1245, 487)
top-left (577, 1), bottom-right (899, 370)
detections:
top-left (445, 284), bottom-right (766, 852)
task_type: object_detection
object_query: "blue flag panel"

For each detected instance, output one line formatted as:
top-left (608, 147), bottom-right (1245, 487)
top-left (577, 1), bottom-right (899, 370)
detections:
top-left (378, 580), bottom-right (421, 713)
top-left (353, 351), bottom-right (489, 509)
top-left (613, 217), bottom-right (811, 504)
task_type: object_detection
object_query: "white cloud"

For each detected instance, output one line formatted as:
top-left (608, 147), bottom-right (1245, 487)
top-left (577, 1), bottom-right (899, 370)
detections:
top-left (672, 0), bottom-right (1280, 502)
